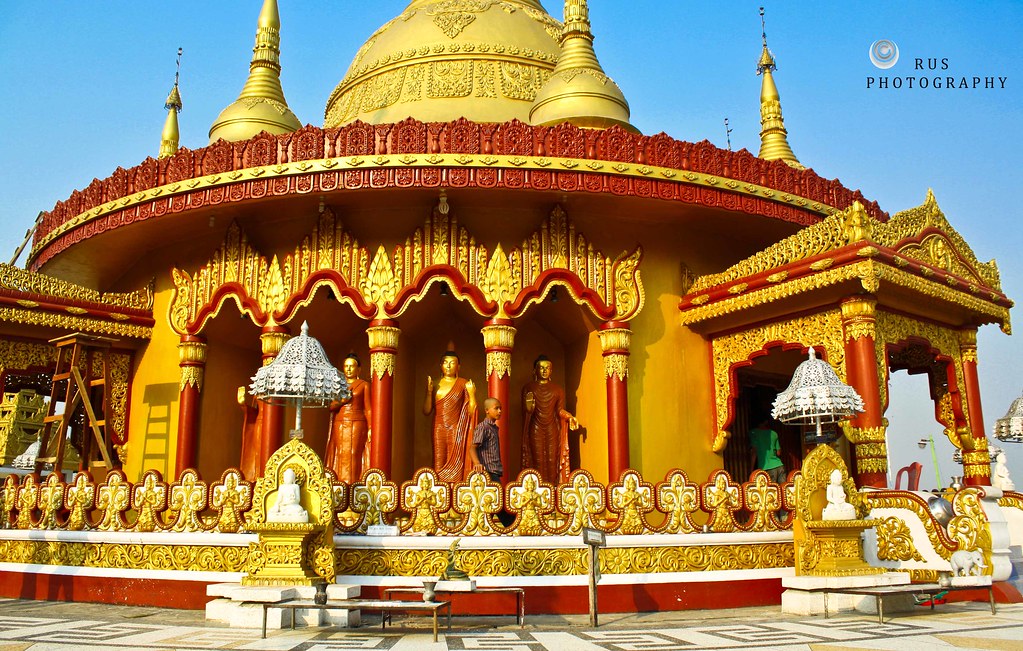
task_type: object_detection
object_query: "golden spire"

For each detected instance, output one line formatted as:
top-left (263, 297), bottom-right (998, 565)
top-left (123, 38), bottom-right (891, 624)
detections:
top-left (756, 7), bottom-right (802, 169)
top-left (158, 48), bottom-right (185, 160)
top-left (159, 48), bottom-right (184, 159)
top-left (529, 0), bottom-right (636, 132)
top-left (209, 0), bottom-right (301, 143)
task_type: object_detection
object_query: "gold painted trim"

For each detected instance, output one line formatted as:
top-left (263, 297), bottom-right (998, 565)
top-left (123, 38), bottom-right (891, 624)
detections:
top-left (680, 259), bottom-right (1009, 328)
top-left (710, 310), bottom-right (844, 452)
top-left (0, 306), bottom-right (152, 340)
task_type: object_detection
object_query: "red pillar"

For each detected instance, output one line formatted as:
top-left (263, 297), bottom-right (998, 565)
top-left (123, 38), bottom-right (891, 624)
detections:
top-left (259, 325), bottom-right (290, 472)
top-left (598, 322), bottom-right (631, 482)
top-left (482, 318), bottom-right (515, 482)
top-left (175, 334), bottom-right (206, 477)
top-left (841, 298), bottom-right (888, 488)
top-left (959, 329), bottom-right (991, 487)
top-left (368, 319), bottom-right (400, 477)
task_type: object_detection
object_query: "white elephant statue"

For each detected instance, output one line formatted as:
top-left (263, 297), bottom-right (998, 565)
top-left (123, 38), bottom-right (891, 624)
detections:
top-left (949, 549), bottom-right (986, 576)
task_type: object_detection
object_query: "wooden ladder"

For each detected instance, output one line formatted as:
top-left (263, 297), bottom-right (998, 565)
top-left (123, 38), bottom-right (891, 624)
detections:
top-left (34, 333), bottom-right (118, 474)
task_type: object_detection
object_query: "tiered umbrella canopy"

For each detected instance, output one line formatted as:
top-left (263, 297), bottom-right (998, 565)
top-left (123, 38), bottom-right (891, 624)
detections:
top-left (249, 321), bottom-right (349, 436)
top-left (994, 392), bottom-right (1023, 443)
top-left (772, 347), bottom-right (865, 439)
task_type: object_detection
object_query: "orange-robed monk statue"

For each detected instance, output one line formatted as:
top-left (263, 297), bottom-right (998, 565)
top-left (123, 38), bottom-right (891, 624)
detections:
top-left (522, 355), bottom-right (578, 485)
top-left (325, 353), bottom-right (371, 482)
top-left (423, 351), bottom-right (477, 482)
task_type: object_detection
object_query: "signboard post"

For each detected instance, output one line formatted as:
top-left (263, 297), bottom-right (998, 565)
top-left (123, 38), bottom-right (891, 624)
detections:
top-left (582, 527), bottom-right (606, 626)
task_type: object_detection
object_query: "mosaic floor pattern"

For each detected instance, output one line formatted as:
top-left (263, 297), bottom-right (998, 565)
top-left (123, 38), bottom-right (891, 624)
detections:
top-left (0, 600), bottom-right (1019, 651)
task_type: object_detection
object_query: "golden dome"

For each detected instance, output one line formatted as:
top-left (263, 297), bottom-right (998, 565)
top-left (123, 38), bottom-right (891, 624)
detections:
top-left (209, 0), bottom-right (301, 143)
top-left (529, 0), bottom-right (634, 132)
top-left (324, 0), bottom-right (563, 127)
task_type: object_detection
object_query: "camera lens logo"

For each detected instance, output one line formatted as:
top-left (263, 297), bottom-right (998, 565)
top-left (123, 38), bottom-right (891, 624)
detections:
top-left (869, 40), bottom-right (899, 69)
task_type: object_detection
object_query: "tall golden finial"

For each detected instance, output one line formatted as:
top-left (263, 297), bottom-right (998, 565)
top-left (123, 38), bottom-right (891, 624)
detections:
top-left (529, 0), bottom-right (636, 132)
top-left (209, 0), bottom-right (301, 143)
top-left (159, 48), bottom-right (184, 159)
top-left (756, 7), bottom-right (802, 169)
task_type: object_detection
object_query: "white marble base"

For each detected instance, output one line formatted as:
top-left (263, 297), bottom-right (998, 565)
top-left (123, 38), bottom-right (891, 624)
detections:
top-left (950, 575), bottom-right (992, 588)
top-left (435, 579), bottom-right (476, 592)
top-left (205, 582), bottom-right (361, 629)
top-left (782, 572), bottom-right (910, 617)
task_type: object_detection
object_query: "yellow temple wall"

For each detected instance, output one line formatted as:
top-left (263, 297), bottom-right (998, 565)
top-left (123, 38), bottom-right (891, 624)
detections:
top-left (124, 282), bottom-right (179, 482)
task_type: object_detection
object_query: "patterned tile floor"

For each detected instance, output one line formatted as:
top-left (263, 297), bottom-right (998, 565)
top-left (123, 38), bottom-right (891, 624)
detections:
top-left (0, 599), bottom-right (1019, 651)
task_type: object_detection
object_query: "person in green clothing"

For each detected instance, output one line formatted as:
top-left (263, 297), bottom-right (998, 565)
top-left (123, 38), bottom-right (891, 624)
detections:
top-left (749, 418), bottom-right (786, 483)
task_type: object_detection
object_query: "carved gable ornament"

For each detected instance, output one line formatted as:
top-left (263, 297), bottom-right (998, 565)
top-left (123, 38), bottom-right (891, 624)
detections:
top-left (170, 204), bottom-right (644, 334)
top-left (680, 193), bottom-right (1010, 332)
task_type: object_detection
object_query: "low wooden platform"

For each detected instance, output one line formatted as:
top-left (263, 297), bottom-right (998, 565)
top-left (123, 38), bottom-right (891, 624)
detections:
top-left (812, 582), bottom-right (996, 624)
top-left (384, 586), bottom-right (526, 626)
top-left (264, 598), bottom-right (452, 641)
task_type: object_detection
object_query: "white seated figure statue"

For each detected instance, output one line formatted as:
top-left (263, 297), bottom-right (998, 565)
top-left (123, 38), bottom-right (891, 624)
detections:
top-left (992, 451), bottom-right (1015, 492)
top-left (821, 468), bottom-right (857, 521)
top-left (268, 468), bottom-right (310, 523)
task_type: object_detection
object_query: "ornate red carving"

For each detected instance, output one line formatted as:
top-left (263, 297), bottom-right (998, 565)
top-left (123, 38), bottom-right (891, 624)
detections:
top-left (31, 119), bottom-right (894, 269)
top-left (391, 118), bottom-right (427, 154)
top-left (243, 133), bottom-right (279, 168)
top-left (548, 122), bottom-right (585, 158)
top-left (495, 119), bottom-right (533, 156)
top-left (444, 117), bottom-right (480, 154)
top-left (290, 125), bottom-right (325, 161)
top-left (201, 140), bottom-right (233, 176)
top-left (597, 125), bottom-right (635, 163)
top-left (165, 148), bottom-right (195, 184)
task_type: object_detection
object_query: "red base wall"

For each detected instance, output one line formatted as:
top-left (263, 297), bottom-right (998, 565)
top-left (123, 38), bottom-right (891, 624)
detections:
top-left (2, 571), bottom-right (1018, 613)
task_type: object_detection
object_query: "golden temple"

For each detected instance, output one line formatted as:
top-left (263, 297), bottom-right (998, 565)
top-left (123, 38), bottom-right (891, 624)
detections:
top-left (0, 0), bottom-right (1020, 615)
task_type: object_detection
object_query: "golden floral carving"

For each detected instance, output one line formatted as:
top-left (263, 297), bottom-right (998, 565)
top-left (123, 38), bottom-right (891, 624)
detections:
top-left (179, 367), bottom-right (203, 393)
top-left (334, 543), bottom-right (793, 577)
top-left (0, 307), bottom-right (151, 339)
top-left (167, 469), bottom-right (208, 533)
top-left (65, 472), bottom-right (95, 531)
top-left (557, 471), bottom-right (605, 535)
top-left (210, 470), bottom-right (252, 533)
top-left (361, 247), bottom-right (401, 313)
top-left (401, 470), bottom-right (449, 535)
top-left (453, 472), bottom-right (502, 535)
top-left (480, 244), bottom-right (520, 315)
top-left (655, 470), bottom-right (700, 534)
top-left (861, 490), bottom-right (957, 560)
top-left (743, 471), bottom-right (782, 532)
top-left (710, 310), bottom-right (844, 451)
top-left (602, 353), bottom-right (628, 381)
top-left (96, 471), bottom-right (130, 532)
top-left (131, 471), bottom-right (168, 533)
top-left (0, 539), bottom-right (249, 573)
top-left (702, 471), bottom-right (741, 532)
top-left (688, 194), bottom-right (1001, 294)
top-left (0, 263), bottom-right (153, 311)
top-left (608, 471), bottom-right (653, 534)
top-left (874, 516), bottom-right (923, 561)
top-left (506, 471), bottom-right (555, 535)
top-left (349, 470), bottom-right (397, 533)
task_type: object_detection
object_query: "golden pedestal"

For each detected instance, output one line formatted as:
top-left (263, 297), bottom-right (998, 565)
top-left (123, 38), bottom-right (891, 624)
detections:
top-left (242, 522), bottom-right (324, 586)
top-left (799, 520), bottom-right (885, 577)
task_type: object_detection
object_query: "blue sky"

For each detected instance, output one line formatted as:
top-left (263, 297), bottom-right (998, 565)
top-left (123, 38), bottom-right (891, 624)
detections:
top-left (1, 1), bottom-right (1021, 484)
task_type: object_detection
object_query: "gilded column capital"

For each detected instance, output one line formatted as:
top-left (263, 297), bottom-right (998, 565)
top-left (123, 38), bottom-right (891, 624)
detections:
top-left (840, 296), bottom-right (877, 320)
top-left (598, 327), bottom-right (632, 355)
top-left (598, 325), bottom-right (630, 381)
top-left (368, 321), bottom-right (400, 379)
top-left (260, 326), bottom-right (290, 366)
top-left (841, 296), bottom-right (877, 342)
top-left (178, 336), bottom-right (207, 393)
top-left (482, 322), bottom-right (516, 380)
top-left (962, 449), bottom-right (992, 478)
top-left (959, 328), bottom-right (978, 363)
